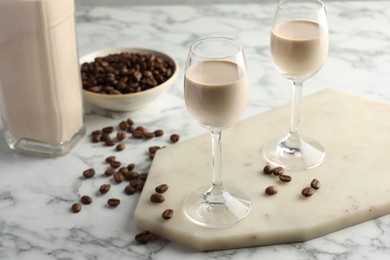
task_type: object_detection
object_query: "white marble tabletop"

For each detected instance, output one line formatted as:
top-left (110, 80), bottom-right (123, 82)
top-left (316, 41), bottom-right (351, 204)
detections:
top-left (1, 1), bottom-right (390, 259)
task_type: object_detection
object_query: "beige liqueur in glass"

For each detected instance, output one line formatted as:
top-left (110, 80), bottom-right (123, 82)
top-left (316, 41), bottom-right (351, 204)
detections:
top-left (271, 19), bottom-right (329, 80)
top-left (184, 60), bottom-right (248, 129)
top-left (263, 0), bottom-right (329, 170)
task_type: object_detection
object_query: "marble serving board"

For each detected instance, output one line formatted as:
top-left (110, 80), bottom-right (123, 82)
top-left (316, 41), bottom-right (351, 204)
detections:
top-left (133, 89), bottom-right (390, 251)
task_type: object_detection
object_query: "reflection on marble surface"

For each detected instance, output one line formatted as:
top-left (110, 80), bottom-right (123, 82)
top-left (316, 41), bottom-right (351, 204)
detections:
top-left (1, 1), bottom-right (390, 259)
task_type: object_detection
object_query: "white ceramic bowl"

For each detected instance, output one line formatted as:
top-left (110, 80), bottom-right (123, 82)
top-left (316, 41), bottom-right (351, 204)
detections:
top-left (80, 47), bottom-right (179, 112)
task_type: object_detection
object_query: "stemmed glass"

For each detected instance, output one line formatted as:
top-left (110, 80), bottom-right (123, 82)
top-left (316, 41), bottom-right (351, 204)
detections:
top-left (263, 0), bottom-right (329, 170)
top-left (183, 37), bottom-right (251, 228)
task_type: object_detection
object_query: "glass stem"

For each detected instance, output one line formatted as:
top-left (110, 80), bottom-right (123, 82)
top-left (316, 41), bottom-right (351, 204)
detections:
top-left (205, 130), bottom-right (225, 204)
top-left (286, 81), bottom-right (303, 148)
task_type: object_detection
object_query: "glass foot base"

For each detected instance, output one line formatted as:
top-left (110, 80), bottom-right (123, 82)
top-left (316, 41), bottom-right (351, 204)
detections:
top-left (183, 186), bottom-right (251, 228)
top-left (262, 135), bottom-right (325, 171)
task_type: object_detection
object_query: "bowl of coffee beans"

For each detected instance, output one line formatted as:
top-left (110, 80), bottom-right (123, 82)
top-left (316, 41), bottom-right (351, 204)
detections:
top-left (80, 47), bottom-right (178, 111)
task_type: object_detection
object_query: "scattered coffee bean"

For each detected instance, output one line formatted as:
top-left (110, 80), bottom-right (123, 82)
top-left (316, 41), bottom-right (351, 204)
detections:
top-left (83, 168), bottom-right (95, 178)
top-left (104, 168), bottom-right (115, 176)
top-left (302, 187), bottom-right (315, 197)
top-left (113, 172), bottom-right (125, 183)
top-left (132, 130), bottom-right (143, 138)
top-left (130, 178), bottom-right (140, 188)
top-left (71, 203), bottom-right (81, 213)
top-left (110, 161), bottom-right (121, 169)
top-left (148, 146), bottom-right (161, 154)
top-left (139, 173), bottom-right (148, 181)
top-left (124, 171), bottom-right (139, 180)
top-left (155, 184), bottom-right (169, 193)
top-left (105, 156), bottom-right (116, 163)
top-left (263, 165), bottom-right (272, 175)
top-left (119, 121), bottom-right (130, 130)
top-left (91, 130), bottom-right (102, 136)
top-left (116, 131), bottom-right (126, 141)
top-left (81, 195), bottom-right (92, 205)
top-left (107, 198), bottom-right (120, 207)
top-left (135, 230), bottom-right (152, 244)
top-left (91, 135), bottom-right (100, 143)
top-left (124, 184), bottom-right (136, 195)
top-left (127, 118), bottom-right (134, 126)
top-left (279, 174), bottom-right (292, 182)
top-left (116, 143), bottom-right (125, 151)
top-left (162, 209), bottom-right (174, 220)
top-left (100, 133), bottom-right (110, 141)
top-left (99, 184), bottom-right (111, 194)
top-left (143, 131), bottom-right (155, 139)
top-left (170, 134), bottom-right (180, 143)
top-left (118, 167), bottom-right (129, 175)
top-left (154, 129), bottom-right (164, 137)
top-left (265, 186), bottom-right (278, 195)
top-left (271, 167), bottom-right (284, 176)
top-left (136, 183), bottom-right (144, 191)
top-left (102, 126), bottom-right (115, 134)
top-left (311, 179), bottom-right (321, 190)
top-left (150, 193), bottom-right (165, 203)
top-left (105, 139), bottom-right (116, 146)
top-left (127, 163), bottom-right (135, 171)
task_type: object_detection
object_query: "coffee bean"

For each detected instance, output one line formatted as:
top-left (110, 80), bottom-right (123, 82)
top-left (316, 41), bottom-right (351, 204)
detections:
top-left (126, 118), bottom-right (134, 126)
top-left (81, 195), bottom-right (92, 205)
top-left (105, 156), bottom-right (116, 163)
top-left (136, 183), bottom-right (144, 191)
top-left (107, 198), bottom-right (120, 207)
top-left (116, 143), bottom-right (125, 151)
top-left (118, 121), bottom-right (130, 130)
top-left (279, 174), bottom-right (292, 182)
top-left (102, 126), bottom-right (114, 134)
top-left (170, 134), bottom-right (180, 143)
top-left (105, 139), bottom-right (116, 146)
top-left (118, 167), bottom-right (129, 175)
top-left (116, 131), bottom-right (126, 141)
top-left (91, 134), bottom-right (100, 143)
top-left (155, 184), bottom-right (169, 193)
top-left (100, 133), bottom-right (110, 141)
top-left (149, 153), bottom-right (155, 160)
top-left (143, 131), bottom-right (155, 139)
top-left (83, 168), bottom-right (95, 178)
top-left (135, 230), bottom-right (152, 244)
top-left (302, 187), bottom-right (315, 197)
top-left (311, 179), bottom-right (321, 190)
top-left (139, 173), bottom-right (148, 181)
top-left (113, 172), bottom-right (125, 183)
top-left (110, 161), bottom-right (121, 168)
top-left (271, 167), bottom-right (284, 176)
top-left (71, 203), bottom-right (81, 213)
top-left (150, 193), bottom-right (165, 203)
top-left (124, 184), bottom-right (136, 195)
top-left (130, 178), bottom-right (140, 188)
top-left (124, 171), bottom-right (139, 180)
top-left (148, 146), bottom-right (161, 154)
top-left (162, 209), bottom-right (174, 220)
top-left (99, 184), bottom-right (111, 194)
top-left (265, 186), bottom-right (278, 195)
top-left (263, 165), bottom-right (272, 175)
top-left (154, 129), bottom-right (164, 137)
top-left (132, 130), bottom-right (143, 138)
top-left (127, 163), bottom-right (135, 171)
top-left (91, 130), bottom-right (102, 136)
top-left (104, 168), bottom-right (115, 176)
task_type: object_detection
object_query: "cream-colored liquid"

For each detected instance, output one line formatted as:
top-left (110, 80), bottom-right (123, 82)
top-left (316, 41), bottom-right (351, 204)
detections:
top-left (271, 19), bottom-right (328, 80)
top-left (0, 0), bottom-right (83, 144)
top-left (184, 60), bottom-right (248, 129)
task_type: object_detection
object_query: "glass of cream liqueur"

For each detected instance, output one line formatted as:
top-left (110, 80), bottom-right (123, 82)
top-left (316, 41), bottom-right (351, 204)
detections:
top-left (263, 0), bottom-right (329, 170)
top-left (183, 37), bottom-right (251, 228)
top-left (0, 0), bottom-right (85, 156)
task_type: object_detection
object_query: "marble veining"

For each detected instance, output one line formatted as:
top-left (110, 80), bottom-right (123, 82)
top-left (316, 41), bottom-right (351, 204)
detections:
top-left (1, 1), bottom-right (390, 259)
